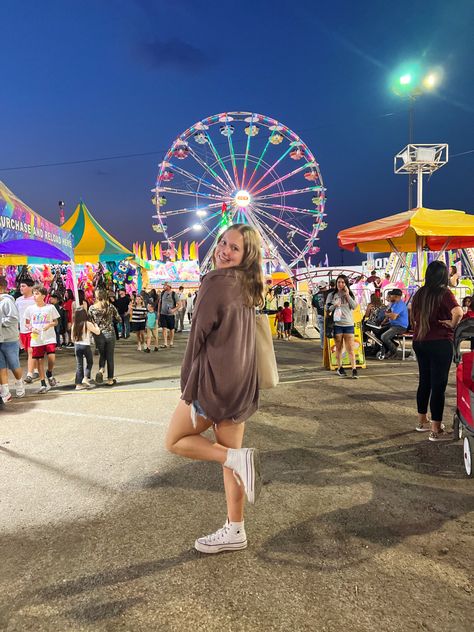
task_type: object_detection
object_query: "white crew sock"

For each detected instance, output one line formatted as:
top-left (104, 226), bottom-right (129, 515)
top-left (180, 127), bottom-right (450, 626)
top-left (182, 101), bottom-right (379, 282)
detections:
top-left (223, 448), bottom-right (239, 469)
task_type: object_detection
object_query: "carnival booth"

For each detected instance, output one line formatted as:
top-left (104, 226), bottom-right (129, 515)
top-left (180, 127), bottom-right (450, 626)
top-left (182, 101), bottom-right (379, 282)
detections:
top-left (338, 207), bottom-right (474, 289)
top-left (0, 181), bottom-right (79, 299)
top-left (62, 201), bottom-right (133, 264)
top-left (132, 240), bottom-right (200, 289)
top-left (59, 201), bottom-right (139, 299)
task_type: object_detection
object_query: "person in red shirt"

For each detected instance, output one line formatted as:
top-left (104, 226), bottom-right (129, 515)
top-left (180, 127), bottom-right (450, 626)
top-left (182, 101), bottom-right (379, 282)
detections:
top-left (274, 306), bottom-right (285, 339)
top-left (411, 261), bottom-right (463, 441)
top-left (281, 301), bottom-right (293, 341)
top-left (62, 289), bottom-right (74, 347)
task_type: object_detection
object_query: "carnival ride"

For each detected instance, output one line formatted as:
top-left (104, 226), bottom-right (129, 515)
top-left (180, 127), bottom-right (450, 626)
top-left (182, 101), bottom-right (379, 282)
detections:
top-left (151, 112), bottom-right (326, 275)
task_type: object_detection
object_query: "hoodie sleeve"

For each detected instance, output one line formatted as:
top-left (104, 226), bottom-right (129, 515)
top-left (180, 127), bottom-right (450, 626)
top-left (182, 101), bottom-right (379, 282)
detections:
top-left (347, 295), bottom-right (357, 309)
top-left (1, 297), bottom-right (20, 328)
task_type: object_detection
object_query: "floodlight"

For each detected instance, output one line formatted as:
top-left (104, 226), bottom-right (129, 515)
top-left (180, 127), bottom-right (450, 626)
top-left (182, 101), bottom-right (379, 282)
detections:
top-left (415, 147), bottom-right (437, 162)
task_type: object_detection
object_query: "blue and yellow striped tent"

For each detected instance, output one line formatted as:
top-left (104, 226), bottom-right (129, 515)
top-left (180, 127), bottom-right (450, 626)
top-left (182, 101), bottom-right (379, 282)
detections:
top-left (62, 201), bottom-right (132, 264)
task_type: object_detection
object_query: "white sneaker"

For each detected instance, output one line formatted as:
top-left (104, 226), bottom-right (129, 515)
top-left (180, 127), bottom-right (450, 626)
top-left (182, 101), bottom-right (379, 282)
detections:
top-left (75, 384), bottom-right (87, 391)
top-left (1, 391), bottom-right (12, 403)
top-left (137, 344), bottom-right (142, 351)
top-left (38, 385), bottom-right (51, 394)
top-left (32, 371), bottom-right (40, 381)
top-left (195, 520), bottom-right (247, 554)
top-left (15, 380), bottom-right (25, 398)
top-left (224, 448), bottom-right (262, 504)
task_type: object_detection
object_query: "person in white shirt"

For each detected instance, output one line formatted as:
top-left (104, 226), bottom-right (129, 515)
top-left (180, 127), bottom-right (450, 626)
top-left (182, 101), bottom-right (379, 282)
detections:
top-left (15, 279), bottom-right (39, 382)
top-left (24, 286), bottom-right (60, 394)
top-left (186, 292), bottom-right (194, 324)
top-left (0, 276), bottom-right (25, 401)
top-left (175, 285), bottom-right (187, 332)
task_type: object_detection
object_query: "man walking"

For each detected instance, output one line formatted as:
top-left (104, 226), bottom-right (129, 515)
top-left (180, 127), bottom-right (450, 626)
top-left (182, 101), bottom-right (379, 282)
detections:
top-left (159, 282), bottom-right (178, 348)
top-left (175, 285), bottom-right (186, 333)
top-left (0, 277), bottom-right (25, 402)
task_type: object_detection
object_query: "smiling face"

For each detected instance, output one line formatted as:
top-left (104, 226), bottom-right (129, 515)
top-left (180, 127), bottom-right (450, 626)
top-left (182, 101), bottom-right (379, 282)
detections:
top-left (215, 229), bottom-right (245, 269)
top-left (336, 277), bottom-right (346, 291)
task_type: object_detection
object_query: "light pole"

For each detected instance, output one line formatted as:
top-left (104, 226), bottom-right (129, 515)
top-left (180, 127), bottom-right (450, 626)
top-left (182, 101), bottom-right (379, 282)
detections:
top-left (390, 63), bottom-right (443, 208)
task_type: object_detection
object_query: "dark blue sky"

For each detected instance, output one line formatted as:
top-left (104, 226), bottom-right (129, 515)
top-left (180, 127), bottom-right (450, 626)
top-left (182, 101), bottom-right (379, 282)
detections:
top-left (1, 0), bottom-right (473, 265)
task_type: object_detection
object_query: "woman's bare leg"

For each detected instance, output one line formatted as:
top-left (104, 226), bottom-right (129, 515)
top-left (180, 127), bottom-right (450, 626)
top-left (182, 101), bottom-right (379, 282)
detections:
top-left (214, 421), bottom-right (246, 522)
top-left (343, 333), bottom-right (356, 369)
top-left (165, 399), bottom-right (227, 463)
top-left (334, 334), bottom-right (344, 367)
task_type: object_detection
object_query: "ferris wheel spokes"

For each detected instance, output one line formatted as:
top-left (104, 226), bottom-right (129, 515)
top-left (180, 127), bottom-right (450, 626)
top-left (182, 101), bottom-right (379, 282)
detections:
top-left (252, 206), bottom-right (312, 239)
top-left (158, 186), bottom-right (225, 202)
top-left (257, 186), bottom-right (323, 201)
top-left (252, 162), bottom-right (315, 197)
top-left (224, 124), bottom-right (240, 190)
top-left (257, 201), bottom-right (321, 216)
top-left (240, 118), bottom-right (257, 189)
top-left (246, 205), bottom-right (297, 262)
top-left (244, 137), bottom-right (273, 191)
top-left (186, 145), bottom-right (231, 193)
top-left (248, 145), bottom-right (293, 194)
top-left (204, 132), bottom-right (236, 190)
top-left (169, 164), bottom-right (229, 196)
top-left (158, 201), bottom-right (223, 217)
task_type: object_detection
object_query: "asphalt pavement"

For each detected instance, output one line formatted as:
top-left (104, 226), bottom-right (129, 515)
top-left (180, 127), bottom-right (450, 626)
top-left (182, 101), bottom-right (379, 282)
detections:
top-left (1, 332), bottom-right (473, 631)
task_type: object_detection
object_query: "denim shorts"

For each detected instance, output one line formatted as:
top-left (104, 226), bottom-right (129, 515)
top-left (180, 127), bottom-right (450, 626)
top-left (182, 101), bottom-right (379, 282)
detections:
top-left (334, 325), bottom-right (355, 335)
top-left (0, 341), bottom-right (21, 370)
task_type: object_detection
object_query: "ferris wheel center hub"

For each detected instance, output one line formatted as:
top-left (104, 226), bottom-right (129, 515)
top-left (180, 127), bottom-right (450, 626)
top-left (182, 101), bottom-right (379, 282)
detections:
top-left (234, 190), bottom-right (251, 208)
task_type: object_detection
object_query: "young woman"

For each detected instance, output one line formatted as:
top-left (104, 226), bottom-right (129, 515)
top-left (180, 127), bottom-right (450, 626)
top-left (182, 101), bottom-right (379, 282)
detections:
top-left (412, 261), bottom-right (463, 440)
top-left (165, 224), bottom-right (264, 554)
top-left (71, 307), bottom-right (100, 390)
top-left (72, 289), bottom-right (89, 313)
top-left (129, 295), bottom-right (147, 351)
top-left (89, 289), bottom-right (120, 386)
top-left (326, 274), bottom-right (358, 378)
top-left (449, 265), bottom-right (459, 288)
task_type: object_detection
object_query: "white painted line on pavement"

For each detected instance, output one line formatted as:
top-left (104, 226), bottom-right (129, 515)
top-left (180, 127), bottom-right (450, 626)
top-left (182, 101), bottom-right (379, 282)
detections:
top-left (280, 371), bottom-right (418, 384)
top-left (34, 408), bottom-right (167, 427)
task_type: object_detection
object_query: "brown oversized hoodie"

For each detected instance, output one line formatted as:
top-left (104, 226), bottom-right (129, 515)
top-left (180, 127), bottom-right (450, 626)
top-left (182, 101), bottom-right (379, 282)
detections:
top-left (180, 268), bottom-right (258, 423)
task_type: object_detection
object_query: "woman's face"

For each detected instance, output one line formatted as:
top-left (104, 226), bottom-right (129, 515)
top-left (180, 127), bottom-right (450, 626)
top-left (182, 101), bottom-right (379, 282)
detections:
top-left (337, 278), bottom-right (346, 291)
top-left (215, 229), bottom-right (244, 269)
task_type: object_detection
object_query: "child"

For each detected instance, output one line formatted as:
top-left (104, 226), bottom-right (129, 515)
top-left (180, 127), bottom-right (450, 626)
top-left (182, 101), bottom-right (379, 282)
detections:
top-left (49, 294), bottom-right (67, 348)
top-left (129, 295), bottom-right (147, 351)
top-left (145, 302), bottom-right (159, 352)
top-left (24, 285), bottom-right (60, 394)
top-left (281, 301), bottom-right (293, 340)
top-left (71, 307), bottom-right (101, 390)
top-left (274, 306), bottom-right (285, 339)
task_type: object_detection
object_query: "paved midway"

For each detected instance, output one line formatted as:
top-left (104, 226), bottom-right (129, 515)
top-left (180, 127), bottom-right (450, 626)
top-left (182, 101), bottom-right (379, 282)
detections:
top-left (1, 334), bottom-right (473, 631)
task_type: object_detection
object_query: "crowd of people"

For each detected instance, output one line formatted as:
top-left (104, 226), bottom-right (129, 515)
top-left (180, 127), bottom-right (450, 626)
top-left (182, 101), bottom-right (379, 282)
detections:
top-left (0, 241), bottom-right (469, 551)
top-left (0, 277), bottom-right (197, 405)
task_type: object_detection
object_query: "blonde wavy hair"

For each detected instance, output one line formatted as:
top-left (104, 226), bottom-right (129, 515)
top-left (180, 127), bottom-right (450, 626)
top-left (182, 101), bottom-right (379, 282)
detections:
top-left (215, 224), bottom-right (265, 308)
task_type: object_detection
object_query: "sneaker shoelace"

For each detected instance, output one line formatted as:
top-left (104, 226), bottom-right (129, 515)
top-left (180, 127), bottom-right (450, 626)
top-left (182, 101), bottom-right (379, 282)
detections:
top-left (201, 524), bottom-right (230, 544)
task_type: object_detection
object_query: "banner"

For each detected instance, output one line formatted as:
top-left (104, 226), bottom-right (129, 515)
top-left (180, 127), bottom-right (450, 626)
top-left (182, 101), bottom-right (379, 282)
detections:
top-left (147, 259), bottom-right (200, 287)
top-left (0, 182), bottom-right (74, 261)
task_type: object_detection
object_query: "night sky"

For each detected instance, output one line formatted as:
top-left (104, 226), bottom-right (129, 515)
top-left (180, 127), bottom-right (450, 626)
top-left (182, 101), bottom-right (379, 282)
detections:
top-left (1, 0), bottom-right (473, 266)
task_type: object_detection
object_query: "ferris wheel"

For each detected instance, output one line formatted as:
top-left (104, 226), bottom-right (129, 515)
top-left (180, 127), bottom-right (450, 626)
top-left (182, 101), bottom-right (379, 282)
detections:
top-left (151, 112), bottom-right (327, 272)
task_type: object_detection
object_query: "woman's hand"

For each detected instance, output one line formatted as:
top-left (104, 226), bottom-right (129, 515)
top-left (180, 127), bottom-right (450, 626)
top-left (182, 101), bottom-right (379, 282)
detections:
top-left (439, 319), bottom-right (456, 329)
